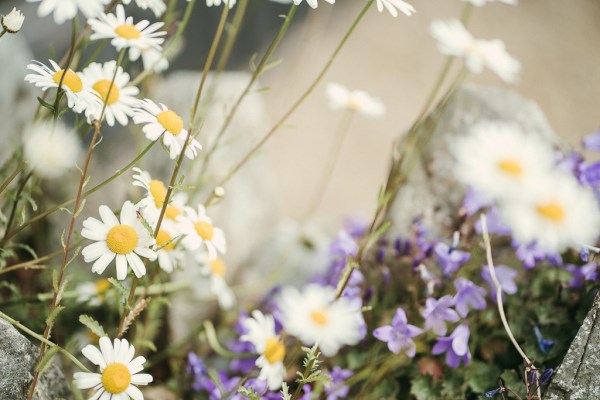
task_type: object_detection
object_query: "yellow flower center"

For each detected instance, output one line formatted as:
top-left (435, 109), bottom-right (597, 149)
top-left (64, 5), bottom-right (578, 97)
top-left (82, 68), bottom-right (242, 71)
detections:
top-left (165, 205), bottom-right (181, 220)
top-left (106, 225), bottom-right (139, 254)
top-left (347, 96), bottom-right (362, 111)
top-left (149, 179), bottom-right (167, 208)
top-left (497, 159), bottom-right (523, 176)
top-left (115, 24), bottom-right (141, 39)
top-left (157, 110), bottom-right (184, 135)
top-left (210, 258), bottom-right (225, 277)
top-left (95, 279), bottom-right (111, 294)
top-left (310, 310), bottom-right (328, 326)
top-left (92, 79), bottom-right (120, 105)
top-left (264, 337), bottom-right (285, 364)
top-left (536, 202), bottom-right (565, 222)
top-left (101, 363), bottom-right (131, 394)
top-left (194, 221), bottom-right (214, 241)
top-left (156, 229), bottom-right (174, 251)
top-left (52, 69), bottom-right (83, 93)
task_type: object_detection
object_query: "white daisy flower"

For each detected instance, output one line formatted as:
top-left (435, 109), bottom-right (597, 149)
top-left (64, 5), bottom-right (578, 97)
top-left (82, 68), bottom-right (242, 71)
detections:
top-left (122, 0), bottom-right (167, 18)
top-left (186, 0), bottom-right (237, 8)
top-left (500, 173), bottom-right (600, 252)
top-left (178, 205), bottom-right (226, 260)
top-left (88, 5), bottom-right (166, 61)
top-left (140, 47), bottom-right (169, 73)
top-left (132, 99), bottom-right (202, 160)
top-left (376, 0), bottom-right (415, 17)
top-left (154, 220), bottom-right (184, 273)
top-left (465, 0), bottom-right (517, 6)
top-left (2, 7), bottom-right (25, 33)
top-left (81, 201), bottom-right (157, 280)
top-left (81, 61), bottom-right (140, 126)
top-left (131, 168), bottom-right (169, 225)
top-left (24, 60), bottom-right (103, 114)
top-left (26, 0), bottom-right (109, 25)
top-left (75, 279), bottom-right (112, 306)
top-left (22, 120), bottom-right (81, 179)
top-left (198, 256), bottom-right (236, 309)
top-left (452, 122), bottom-right (556, 202)
top-left (430, 19), bottom-right (520, 83)
top-left (325, 82), bottom-right (386, 118)
top-left (73, 336), bottom-right (153, 399)
top-left (290, 0), bottom-right (334, 9)
top-left (278, 284), bottom-right (364, 357)
top-left (241, 310), bottom-right (286, 391)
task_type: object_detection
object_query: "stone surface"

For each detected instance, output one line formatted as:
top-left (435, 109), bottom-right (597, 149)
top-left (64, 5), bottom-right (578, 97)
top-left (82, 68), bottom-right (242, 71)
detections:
top-left (545, 292), bottom-right (600, 400)
top-left (0, 318), bottom-right (71, 400)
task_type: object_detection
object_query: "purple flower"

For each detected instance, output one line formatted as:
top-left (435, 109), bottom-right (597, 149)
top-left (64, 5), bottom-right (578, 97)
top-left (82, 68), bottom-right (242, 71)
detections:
top-left (432, 324), bottom-right (471, 368)
top-left (325, 366), bottom-right (353, 400)
top-left (422, 295), bottom-right (460, 336)
top-left (373, 307), bottom-right (423, 357)
top-left (462, 186), bottom-right (493, 216)
top-left (513, 241), bottom-right (562, 270)
top-left (474, 206), bottom-right (511, 236)
top-left (481, 264), bottom-right (518, 300)
top-left (580, 247), bottom-right (590, 262)
top-left (227, 339), bottom-right (256, 374)
top-left (433, 242), bottom-right (470, 276)
top-left (564, 263), bottom-right (598, 288)
top-left (452, 278), bottom-right (487, 317)
top-left (583, 128), bottom-right (600, 151)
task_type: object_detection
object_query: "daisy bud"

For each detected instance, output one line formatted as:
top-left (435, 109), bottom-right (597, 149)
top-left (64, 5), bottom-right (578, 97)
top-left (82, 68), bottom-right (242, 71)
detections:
top-left (2, 7), bottom-right (24, 33)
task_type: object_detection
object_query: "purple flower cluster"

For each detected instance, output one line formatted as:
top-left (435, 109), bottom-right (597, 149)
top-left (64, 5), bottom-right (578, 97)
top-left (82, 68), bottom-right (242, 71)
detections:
top-left (373, 308), bottom-right (423, 357)
top-left (432, 324), bottom-right (471, 368)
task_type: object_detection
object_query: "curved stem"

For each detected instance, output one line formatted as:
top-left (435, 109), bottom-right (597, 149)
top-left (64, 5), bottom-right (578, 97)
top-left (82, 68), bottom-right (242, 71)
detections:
top-left (0, 163), bottom-right (24, 198)
top-left (2, 170), bottom-right (33, 243)
top-left (204, 1), bottom-right (374, 207)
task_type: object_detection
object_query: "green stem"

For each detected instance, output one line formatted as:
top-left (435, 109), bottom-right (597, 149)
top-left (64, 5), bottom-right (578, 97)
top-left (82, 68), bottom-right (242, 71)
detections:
top-left (0, 311), bottom-right (90, 373)
top-left (0, 163), bottom-right (24, 198)
top-left (204, 1), bottom-right (374, 206)
top-left (52, 18), bottom-right (78, 121)
top-left (198, 4), bottom-right (297, 180)
top-left (2, 170), bottom-right (33, 243)
top-left (215, 0), bottom-right (249, 73)
top-left (0, 29), bottom-right (7, 39)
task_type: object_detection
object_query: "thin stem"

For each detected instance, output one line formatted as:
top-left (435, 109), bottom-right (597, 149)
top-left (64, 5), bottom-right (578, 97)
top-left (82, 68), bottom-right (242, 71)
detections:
top-left (0, 241), bottom-right (80, 276)
top-left (215, 0), bottom-right (249, 73)
top-left (116, 277), bottom-right (139, 338)
top-left (0, 163), bottom-right (24, 198)
top-left (0, 29), bottom-right (7, 39)
top-left (2, 171), bottom-right (33, 243)
top-left (0, 311), bottom-right (90, 373)
top-left (304, 110), bottom-right (355, 218)
top-left (198, 4), bottom-right (297, 178)
top-left (52, 18), bottom-right (78, 120)
top-left (204, 1), bottom-right (374, 206)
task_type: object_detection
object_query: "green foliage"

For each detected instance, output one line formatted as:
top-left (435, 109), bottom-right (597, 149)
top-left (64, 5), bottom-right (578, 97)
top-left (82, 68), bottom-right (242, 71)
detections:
top-left (410, 375), bottom-right (441, 400)
top-left (79, 314), bottom-right (106, 337)
top-left (237, 386), bottom-right (260, 400)
top-left (466, 361), bottom-right (501, 394)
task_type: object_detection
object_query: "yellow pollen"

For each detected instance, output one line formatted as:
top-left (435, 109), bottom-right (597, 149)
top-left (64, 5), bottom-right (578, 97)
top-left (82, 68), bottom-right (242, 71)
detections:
top-left (264, 338), bottom-right (285, 364)
top-left (497, 159), bottom-right (523, 176)
top-left (106, 225), bottom-right (138, 254)
top-left (194, 221), bottom-right (214, 241)
top-left (94, 279), bottom-right (111, 294)
top-left (310, 310), bottom-right (328, 326)
top-left (165, 205), bottom-right (181, 220)
top-left (52, 69), bottom-right (83, 93)
top-left (92, 79), bottom-right (120, 105)
top-left (101, 363), bottom-right (131, 394)
top-left (148, 180), bottom-right (167, 208)
top-left (115, 24), bottom-right (141, 39)
top-left (536, 202), bottom-right (565, 222)
top-left (210, 258), bottom-right (226, 277)
top-left (347, 96), bottom-right (362, 111)
top-left (157, 110), bottom-right (184, 135)
top-left (156, 229), bottom-right (174, 251)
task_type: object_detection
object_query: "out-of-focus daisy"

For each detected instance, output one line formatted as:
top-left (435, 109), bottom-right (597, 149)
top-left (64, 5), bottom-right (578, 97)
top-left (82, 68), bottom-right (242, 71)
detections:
top-left (2, 7), bottom-right (24, 33)
top-left (73, 337), bottom-right (153, 399)
top-left (89, 5), bottom-right (166, 61)
top-left (26, 0), bottom-right (109, 25)
top-left (25, 60), bottom-right (102, 114)
top-left (500, 173), bottom-right (600, 252)
top-left (140, 47), bottom-right (169, 73)
top-left (241, 310), bottom-right (286, 390)
top-left (132, 168), bottom-right (169, 225)
top-left (81, 201), bottom-right (157, 280)
top-left (430, 19), bottom-right (520, 83)
top-left (132, 99), bottom-right (202, 160)
top-left (452, 122), bottom-right (555, 201)
top-left (376, 0), bottom-right (415, 17)
top-left (178, 205), bottom-right (226, 260)
top-left (186, 0), bottom-right (237, 8)
top-left (278, 284), bottom-right (364, 357)
top-left (154, 220), bottom-right (184, 273)
top-left (76, 279), bottom-right (112, 306)
top-left (289, 0), bottom-right (334, 9)
top-left (81, 61), bottom-right (139, 126)
top-left (198, 256), bottom-right (236, 309)
top-left (123, 0), bottom-right (167, 18)
top-left (22, 120), bottom-right (81, 179)
top-left (325, 83), bottom-right (386, 118)
top-left (465, 0), bottom-right (517, 6)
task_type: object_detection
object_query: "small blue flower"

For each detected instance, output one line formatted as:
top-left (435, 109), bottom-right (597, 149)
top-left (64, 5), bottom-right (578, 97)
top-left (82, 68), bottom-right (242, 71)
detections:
top-left (483, 387), bottom-right (501, 398)
top-left (540, 368), bottom-right (554, 384)
top-left (533, 325), bottom-right (554, 355)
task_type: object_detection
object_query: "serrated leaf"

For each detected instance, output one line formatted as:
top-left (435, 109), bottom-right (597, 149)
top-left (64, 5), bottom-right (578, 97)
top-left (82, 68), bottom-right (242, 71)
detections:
top-left (79, 314), bottom-right (106, 337)
top-left (56, 277), bottom-right (70, 304)
top-left (46, 305), bottom-right (66, 330)
top-left (37, 96), bottom-right (56, 112)
top-left (52, 269), bottom-right (59, 291)
top-left (108, 277), bottom-right (127, 295)
top-left (36, 345), bottom-right (60, 373)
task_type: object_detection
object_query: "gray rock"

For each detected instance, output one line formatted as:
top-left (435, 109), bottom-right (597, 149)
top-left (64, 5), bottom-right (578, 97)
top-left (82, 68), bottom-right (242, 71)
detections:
top-left (545, 292), bottom-right (600, 400)
top-left (388, 84), bottom-right (563, 237)
top-left (0, 318), bottom-right (71, 400)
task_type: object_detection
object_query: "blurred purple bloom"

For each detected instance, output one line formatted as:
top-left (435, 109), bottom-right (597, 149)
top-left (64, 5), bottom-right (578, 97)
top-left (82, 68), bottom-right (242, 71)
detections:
top-left (533, 325), bottom-right (554, 355)
top-left (325, 366), bottom-right (353, 400)
top-left (462, 186), bottom-right (493, 216)
top-left (373, 307), bottom-right (423, 357)
top-left (583, 128), bottom-right (600, 151)
top-left (434, 242), bottom-right (470, 276)
top-left (513, 241), bottom-right (562, 269)
top-left (475, 206), bottom-right (511, 236)
top-left (540, 368), bottom-right (554, 384)
top-left (200, 372), bottom-right (241, 400)
top-left (564, 263), bottom-right (598, 288)
top-left (187, 352), bottom-right (211, 392)
top-left (432, 324), bottom-right (471, 368)
top-left (580, 247), bottom-right (590, 262)
top-left (330, 230), bottom-right (359, 258)
top-left (484, 388), bottom-right (501, 398)
top-left (422, 295), bottom-right (460, 335)
top-left (227, 339), bottom-right (256, 374)
top-left (453, 278), bottom-right (487, 317)
top-left (229, 379), bottom-right (280, 400)
top-left (481, 265), bottom-right (518, 299)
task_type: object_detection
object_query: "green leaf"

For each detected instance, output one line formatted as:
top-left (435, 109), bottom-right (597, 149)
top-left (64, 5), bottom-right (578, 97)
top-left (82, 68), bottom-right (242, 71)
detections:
top-left (37, 96), bottom-right (56, 112)
top-left (410, 375), bottom-right (442, 400)
top-left (36, 345), bottom-right (60, 373)
top-left (466, 360), bottom-right (501, 394)
top-left (133, 339), bottom-right (157, 352)
top-left (46, 306), bottom-right (66, 330)
top-left (79, 314), bottom-right (106, 337)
